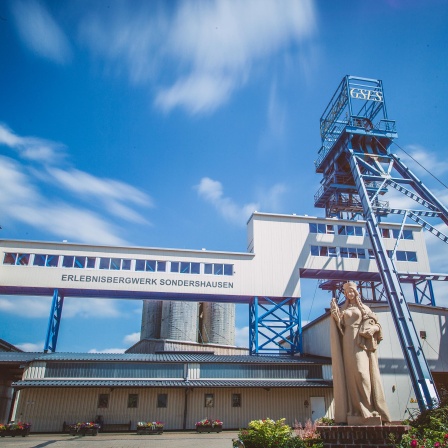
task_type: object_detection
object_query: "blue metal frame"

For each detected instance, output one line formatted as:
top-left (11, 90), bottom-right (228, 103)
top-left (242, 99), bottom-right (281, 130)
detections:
top-left (313, 75), bottom-right (446, 411)
top-left (44, 289), bottom-right (64, 353)
top-left (249, 297), bottom-right (301, 355)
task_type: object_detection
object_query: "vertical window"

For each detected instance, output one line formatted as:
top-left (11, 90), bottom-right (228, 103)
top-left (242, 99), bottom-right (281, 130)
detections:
top-left (110, 258), bottom-right (121, 270)
top-left (99, 258), bottom-right (110, 269)
top-left (127, 394), bottom-right (138, 408)
top-left (381, 228), bottom-right (391, 238)
top-left (157, 393), bottom-right (168, 408)
top-left (204, 394), bottom-right (214, 408)
top-left (392, 229), bottom-right (414, 240)
top-left (86, 257), bottom-right (96, 268)
top-left (171, 261), bottom-right (180, 273)
top-left (146, 260), bottom-right (157, 272)
top-left (368, 249), bottom-right (375, 259)
top-left (3, 253), bottom-right (16, 265)
top-left (74, 256), bottom-right (86, 268)
top-left (16, 253), bottom-right (30, 265)
top-left (135, 260), bottom-right (145, 271)
top-left (62, 256), bottom-right (74, 268)
top-left (98, 394), bottom-right (109, 408)
top-left (232, 393), bottom-right (241, 408)
top-left (121, 259), bottom-right (132, 270)
top-left (328, 247), bottom-right (337, 258)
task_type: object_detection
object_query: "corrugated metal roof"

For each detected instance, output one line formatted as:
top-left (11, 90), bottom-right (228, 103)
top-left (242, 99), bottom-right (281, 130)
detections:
top-left (0, 352), bottom-right (331, 364)
top-left (13, 379), bottom-right (332, 388)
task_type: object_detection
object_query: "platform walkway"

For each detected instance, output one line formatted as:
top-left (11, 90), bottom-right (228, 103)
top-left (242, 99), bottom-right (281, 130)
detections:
top-left (0, 431), bottom-right (240, 448)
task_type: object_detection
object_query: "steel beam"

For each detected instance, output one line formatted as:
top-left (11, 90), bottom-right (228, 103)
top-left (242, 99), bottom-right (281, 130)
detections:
top-left (44, 289), bottom-right (64, 353)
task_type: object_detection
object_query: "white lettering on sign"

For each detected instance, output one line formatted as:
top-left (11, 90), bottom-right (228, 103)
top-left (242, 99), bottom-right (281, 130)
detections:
top-left (350, 88), bottom-right (383, 102)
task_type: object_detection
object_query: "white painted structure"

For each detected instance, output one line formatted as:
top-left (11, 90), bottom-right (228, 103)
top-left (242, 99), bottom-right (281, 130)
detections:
top-left (0, 212), bottom-right (432, 302)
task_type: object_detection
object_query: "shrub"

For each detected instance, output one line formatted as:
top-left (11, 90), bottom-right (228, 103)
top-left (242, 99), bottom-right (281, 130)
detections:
top-left (237, 418), bottom-right (323, 448)
top-left (238, 418), bottom-right (292, 448)
top-left (394, 394), bottom-right (448, 447)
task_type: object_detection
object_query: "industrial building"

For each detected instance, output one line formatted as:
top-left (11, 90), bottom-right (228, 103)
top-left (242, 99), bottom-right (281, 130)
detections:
top-left (1, 76), bottom-right (448, 431)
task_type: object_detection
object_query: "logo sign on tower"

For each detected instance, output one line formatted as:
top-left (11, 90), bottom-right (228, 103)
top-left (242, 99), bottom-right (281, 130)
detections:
top-left (350, 88), bottom-right (383, 102)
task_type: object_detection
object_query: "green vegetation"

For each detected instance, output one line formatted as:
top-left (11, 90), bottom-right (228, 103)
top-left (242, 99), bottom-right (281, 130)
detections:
top-left (234, 418), bottom-right (323, 448)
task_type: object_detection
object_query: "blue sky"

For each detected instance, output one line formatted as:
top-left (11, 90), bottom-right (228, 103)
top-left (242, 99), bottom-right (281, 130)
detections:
top-left (0, 0), bottom-right (447, 353)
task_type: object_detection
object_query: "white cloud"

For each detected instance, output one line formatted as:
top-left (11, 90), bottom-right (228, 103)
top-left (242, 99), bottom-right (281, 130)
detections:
top-left (0, 296), bottom-right (51, 318)
top-left (0, 123), bottom-right (153, 245)
top-left (196, 177), bottom-right (258, 226)
top-left (80, 0), bottom-right (317, 114)
top-left (196, 177), bottom-right (287, 225)
top-left (235, 326), bottom-right (249, 348)
top-left (15, 341), bottom-right (45, 352)
top-left (0, 123), bottom-right (66, 164)
top-left (47, 168), bottom-right (153, 224)
top-left (123, 332), bottom-right (141, 346)
top-left (63, 298), bottom-right (123, 319)
top-left (397, 145), bottom-right (448, 179)
top-left (11, 0), bottom-right (72, 64)
top-left (88, 348), bottom-right (126, 354)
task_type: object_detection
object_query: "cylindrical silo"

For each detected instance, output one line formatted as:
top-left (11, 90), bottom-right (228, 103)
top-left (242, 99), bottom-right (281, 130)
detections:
top-left (201, 302), bottom-right (235, 345)
top-left (160, 301), bottom-right (198, 341)
top-left (140, 300), bottom-right (163, 339)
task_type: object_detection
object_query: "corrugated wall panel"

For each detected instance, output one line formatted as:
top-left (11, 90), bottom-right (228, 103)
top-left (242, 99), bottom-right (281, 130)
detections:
top-left (160, 301), bottom-right (198, 342)
top-left (14, 387), bottom-right (334, 432)
top-left (140, 300), bottom-right (162, 339)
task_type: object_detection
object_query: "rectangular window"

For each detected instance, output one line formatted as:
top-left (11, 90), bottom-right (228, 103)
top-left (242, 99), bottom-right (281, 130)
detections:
top-left (16, 253), bottom-right (30, 265)
top-left (392, 229), bottom-right (414, 240)
top-left (33, 254), bottom-right (60, 267)
top-left (381, 228), bottom-right (391, 238)
top-left (171, 261), bottom-right (180, 273)
top-left (309, 223), bottom-right (334, 234)
top-left (157, 393), bottom-right (168, 408)
top-left (62, 256), bottom-right (74, 268)
top-left (122, 259), bottom-right (132, 270)
top-left (98, 394), bottom-right (109, 408)
top-left (204, 263), bottom-right (233, 276)
top-left (110, 258), bottom-right (121, 270)
top-left (368, 249), bottom-right (375, 259)
top-left (204, 393), bottom-right (214, 408)
top-left (328, 247), bottom-right (337, 258)
top-left (340, 247), bottom-right (349, 258)
top-left (99, 258), bottom-right (110, 269)
top-left (127, 393), bottom-right (138, 408)
top-left (338, 225), bottom-right (363, 236)
top-left (357, 248), bottom-right (366, 259)
top-left (232, 393), bottom-right (241, 408)
top-left (3, 253), bottom-right (16, 265)
top-left (310, 245), bottom-right (333, 257)
top-left (74, 256), bottom-right (86, 268)
top-left (86, 257), bottom-right (96, 268)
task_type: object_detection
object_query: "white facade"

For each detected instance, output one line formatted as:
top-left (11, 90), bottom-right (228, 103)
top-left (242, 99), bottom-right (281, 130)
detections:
top-left (0, 213), bottom-right (430, 303)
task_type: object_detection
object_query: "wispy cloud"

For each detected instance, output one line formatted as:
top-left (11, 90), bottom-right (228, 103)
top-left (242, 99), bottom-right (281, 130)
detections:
top-left (0, 123), bottom-right (66, 164)
top-left (235, 326), bottom-right (249, 348)
top-left (15, 341), bottom-right (45, 352)
top-left (88, 347), bottom-right (126, 354)
top-left (80, 0), bottom-right (317, 114)
top-left (0, 296), bottom-right (124, 319)
top-left (123, 332), bottom-right (140, 346)
top-left (0, 296), bottom-right (51, 318)
top-left (196, 177), bottom-right (287, 225)
top-left (196, 177), bottom-right (258, 226)
top-left (397, 145), bottom-right (448, 179)
top-left (0, 125), bottom-right (153, 244)
top-left (10, 0), bottom-right (72, 64)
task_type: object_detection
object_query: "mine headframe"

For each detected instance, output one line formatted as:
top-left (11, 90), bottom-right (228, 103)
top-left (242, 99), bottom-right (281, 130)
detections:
top-left (314, 75), bottom-right (448, 411)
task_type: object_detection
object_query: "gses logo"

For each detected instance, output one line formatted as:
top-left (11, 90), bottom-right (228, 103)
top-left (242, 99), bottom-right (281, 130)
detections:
top-left (350, 88), bottom-right (383, 102)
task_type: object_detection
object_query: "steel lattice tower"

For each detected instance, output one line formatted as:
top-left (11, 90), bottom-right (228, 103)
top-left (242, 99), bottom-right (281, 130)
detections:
top-left (314, 75), bottom-right (448, 411)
